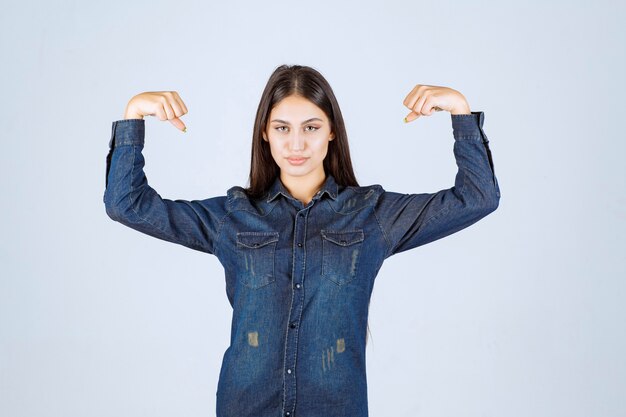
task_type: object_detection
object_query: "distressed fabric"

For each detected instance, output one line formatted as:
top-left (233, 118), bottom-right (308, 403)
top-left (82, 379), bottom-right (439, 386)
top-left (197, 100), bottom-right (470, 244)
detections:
top-left (103, 111), bottom-right (501, 417)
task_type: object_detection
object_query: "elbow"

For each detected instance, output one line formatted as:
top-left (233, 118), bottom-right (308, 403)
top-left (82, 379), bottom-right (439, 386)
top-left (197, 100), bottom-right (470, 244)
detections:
top-left (480, 186), bottom-right (500, 216)
top-left (489, 178), bottom-right (502, 213)
top-left (464, 194), bottom-right (498, 227)
top-left (104, 199), bottom-right (121, 222)
top-left (103, 190), bottom-right (126, 223)
top-left (485, 194), bottom-right (499, 215)
top-left (105, 201), bottom-right (122, 222)
top-left (464, 185), bottom-right (499, 220)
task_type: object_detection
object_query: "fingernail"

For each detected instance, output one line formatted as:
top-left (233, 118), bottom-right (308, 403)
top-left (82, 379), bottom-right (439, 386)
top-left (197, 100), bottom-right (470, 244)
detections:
top-left (182, 127), bottom-right (187, 133)
top-left (403, 117), bottom-right (408, 123)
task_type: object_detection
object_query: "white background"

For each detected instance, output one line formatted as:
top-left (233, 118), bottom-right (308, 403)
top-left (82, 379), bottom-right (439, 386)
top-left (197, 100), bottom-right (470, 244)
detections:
top-left (1, 1), bottom-right (624, 416)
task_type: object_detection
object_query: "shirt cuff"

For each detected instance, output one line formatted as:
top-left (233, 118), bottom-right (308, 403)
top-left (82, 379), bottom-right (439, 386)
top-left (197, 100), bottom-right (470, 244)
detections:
top-left (108, 118), bottom-right (145, 148)
top-left (451, 111), bottom-right (488, 142)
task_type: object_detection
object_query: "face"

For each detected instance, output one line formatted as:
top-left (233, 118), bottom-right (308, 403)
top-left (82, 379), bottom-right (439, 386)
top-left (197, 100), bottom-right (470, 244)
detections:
top-left (263, 94), bottom-right (334, 182)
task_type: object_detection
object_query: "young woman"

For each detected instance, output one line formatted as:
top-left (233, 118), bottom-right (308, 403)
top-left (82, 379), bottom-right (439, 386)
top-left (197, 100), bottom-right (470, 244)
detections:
top-left (104, 64), bottom-right (501, 417)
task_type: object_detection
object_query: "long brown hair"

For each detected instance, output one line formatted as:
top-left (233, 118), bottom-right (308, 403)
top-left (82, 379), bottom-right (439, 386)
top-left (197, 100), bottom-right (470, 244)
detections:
top-left (243, 64), bottom-right (359, 199)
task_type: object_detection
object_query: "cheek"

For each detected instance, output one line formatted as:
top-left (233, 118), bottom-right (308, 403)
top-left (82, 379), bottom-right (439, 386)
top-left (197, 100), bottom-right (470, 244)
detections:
top-left (267, 140), bottom-right (284, 160)
top-left (318, 140), bottom-right (331, 156)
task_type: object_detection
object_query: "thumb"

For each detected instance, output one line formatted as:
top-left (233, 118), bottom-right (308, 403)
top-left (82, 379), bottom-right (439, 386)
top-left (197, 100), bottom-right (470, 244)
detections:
top-left (169, 117), bottom-right (187, 133)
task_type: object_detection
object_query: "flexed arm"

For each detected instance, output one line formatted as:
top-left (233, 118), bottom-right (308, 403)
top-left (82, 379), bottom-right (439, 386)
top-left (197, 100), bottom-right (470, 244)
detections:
top-left (103, 92), bottom-right (230, 255)
top-left (375, 84), bottom-right (501, 258)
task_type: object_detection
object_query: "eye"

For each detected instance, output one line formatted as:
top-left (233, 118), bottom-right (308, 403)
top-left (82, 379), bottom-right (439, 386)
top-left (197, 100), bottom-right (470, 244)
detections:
top-left (305, 125), bottom-right (319, 132)
top-left (275, 126), bottom-right (288, 132)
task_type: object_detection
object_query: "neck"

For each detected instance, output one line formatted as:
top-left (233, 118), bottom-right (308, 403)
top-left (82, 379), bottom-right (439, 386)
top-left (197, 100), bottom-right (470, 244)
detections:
top-left (280, 170), bottom-right (326, 205)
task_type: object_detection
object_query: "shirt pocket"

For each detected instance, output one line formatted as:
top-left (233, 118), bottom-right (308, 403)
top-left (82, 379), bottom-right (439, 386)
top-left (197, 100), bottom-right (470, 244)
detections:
top-left (236, 231), bottom-right (279, 289)
top-left (320, 229), bottom-right (364, 286)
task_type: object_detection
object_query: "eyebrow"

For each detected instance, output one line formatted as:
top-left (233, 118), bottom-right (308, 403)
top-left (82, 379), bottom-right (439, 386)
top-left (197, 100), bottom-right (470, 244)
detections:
top-left (270, 117), bottom-right (324, 125)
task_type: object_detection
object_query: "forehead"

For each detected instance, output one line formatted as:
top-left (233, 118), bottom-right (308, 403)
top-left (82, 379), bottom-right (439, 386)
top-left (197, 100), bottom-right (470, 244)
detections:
top-left (269, 95), bottom-right (327, 120)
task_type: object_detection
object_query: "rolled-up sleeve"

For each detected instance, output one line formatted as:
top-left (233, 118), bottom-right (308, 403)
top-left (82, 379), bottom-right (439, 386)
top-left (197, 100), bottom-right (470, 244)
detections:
top-left (374, 111), bottom-right (501, 258)
top-left (103, 119), bottom-right (230, 255)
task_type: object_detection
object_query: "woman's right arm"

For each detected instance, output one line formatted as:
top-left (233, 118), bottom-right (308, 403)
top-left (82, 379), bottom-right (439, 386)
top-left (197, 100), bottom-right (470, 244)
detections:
top-left (103, 92), bottom-right (230, 255)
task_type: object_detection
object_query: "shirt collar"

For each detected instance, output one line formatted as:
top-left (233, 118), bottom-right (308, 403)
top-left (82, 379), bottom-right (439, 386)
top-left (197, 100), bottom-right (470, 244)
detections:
top-left (266, 174), bottom-right (338, 203)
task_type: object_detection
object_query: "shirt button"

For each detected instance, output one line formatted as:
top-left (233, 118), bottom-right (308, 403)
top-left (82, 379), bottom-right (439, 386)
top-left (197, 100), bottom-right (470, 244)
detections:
top-left (289, 322), bottom-right (296, 328)
top-left (297, 243), bottom-right (302, 247)
top-left (285, 412), bottom-right (291, 417)
top-left (295, 283), bottom-right (301, 289)
top-left (287, 368), bottom-right (292, 374)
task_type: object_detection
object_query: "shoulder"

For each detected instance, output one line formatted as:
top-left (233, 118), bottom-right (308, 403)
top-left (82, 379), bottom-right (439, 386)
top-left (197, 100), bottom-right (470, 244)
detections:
top-left (226, 185), bottom-right (274, 215)
top-left (331, 183), bottom-right (385, 213)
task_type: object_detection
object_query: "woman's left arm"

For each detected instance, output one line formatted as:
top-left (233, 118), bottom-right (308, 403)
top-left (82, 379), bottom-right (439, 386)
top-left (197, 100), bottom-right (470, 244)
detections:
top-left (374, 85), bottom-right (501, 258)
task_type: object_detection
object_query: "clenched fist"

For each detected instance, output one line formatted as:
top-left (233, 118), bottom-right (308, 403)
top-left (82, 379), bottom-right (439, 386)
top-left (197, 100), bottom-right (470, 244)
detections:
top-left (124, 91), bottom-right (189, 132)
top-left (402, 84), bottom-right (471, 123)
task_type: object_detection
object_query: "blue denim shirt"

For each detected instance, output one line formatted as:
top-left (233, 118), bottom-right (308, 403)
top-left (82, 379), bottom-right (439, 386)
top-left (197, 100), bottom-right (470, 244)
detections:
top-left (103, 111), bottom-right (500, 417)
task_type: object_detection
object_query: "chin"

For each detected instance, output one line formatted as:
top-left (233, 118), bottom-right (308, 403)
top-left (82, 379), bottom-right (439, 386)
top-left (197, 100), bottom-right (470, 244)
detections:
top-left (281, 165), bottom-right (314, 177)
top-left (282, 169), bottom-right (309, 177)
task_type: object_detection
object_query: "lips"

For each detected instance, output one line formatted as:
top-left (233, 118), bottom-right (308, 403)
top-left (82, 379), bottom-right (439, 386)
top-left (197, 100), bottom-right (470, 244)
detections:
top-left (286, 156), bottom-right (308, 165)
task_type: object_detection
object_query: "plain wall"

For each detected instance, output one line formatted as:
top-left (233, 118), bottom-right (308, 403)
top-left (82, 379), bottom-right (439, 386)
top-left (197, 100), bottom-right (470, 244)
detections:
top-left (1, 1), bottom-right (624, 416)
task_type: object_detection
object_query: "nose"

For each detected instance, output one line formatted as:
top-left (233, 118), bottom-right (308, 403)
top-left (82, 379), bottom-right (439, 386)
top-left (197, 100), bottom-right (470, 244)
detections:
top-left (289, 132), bottom-right (305, 151)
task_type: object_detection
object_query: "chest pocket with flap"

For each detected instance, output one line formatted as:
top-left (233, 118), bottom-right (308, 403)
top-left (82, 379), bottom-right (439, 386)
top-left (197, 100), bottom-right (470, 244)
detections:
top-left (320, 229), bottom-right (364, 286)
top-left (236, 231), bottom-right (279, 289)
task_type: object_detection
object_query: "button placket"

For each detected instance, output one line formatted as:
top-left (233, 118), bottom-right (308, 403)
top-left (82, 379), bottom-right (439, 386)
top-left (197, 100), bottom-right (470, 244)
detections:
top-left (283, 207), bottom-right (308, 415)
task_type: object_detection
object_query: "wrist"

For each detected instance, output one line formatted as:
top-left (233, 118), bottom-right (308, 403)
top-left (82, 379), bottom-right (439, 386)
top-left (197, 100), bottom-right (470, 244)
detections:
top-left (124, 112), bottom-right (144, 120)
top-left (450, 104), bottom-right (471, 115)
top-left (450, 94), bottom-right (471, 115)
top-left (124, 103), bottom-right (144, 120)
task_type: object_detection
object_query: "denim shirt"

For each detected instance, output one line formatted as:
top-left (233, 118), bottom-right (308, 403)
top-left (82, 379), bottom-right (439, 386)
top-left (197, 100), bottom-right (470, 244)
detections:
top-left (103, 111), bottom-right (500, 417)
